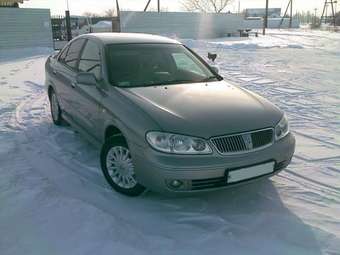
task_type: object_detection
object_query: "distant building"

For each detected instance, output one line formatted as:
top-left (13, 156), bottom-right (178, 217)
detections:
top-left (245, 8), bottom-right (281, 18)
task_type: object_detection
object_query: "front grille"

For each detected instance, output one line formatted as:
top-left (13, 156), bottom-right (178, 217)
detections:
top-left (211, 128), bottom-right (273, 155)
top-left (191, 177), bottom-right (227, 190)
top-left (191, 160), bottom-right (280, 191)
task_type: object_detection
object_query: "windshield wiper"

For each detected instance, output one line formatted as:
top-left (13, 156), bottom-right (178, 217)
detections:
top-left (127, 78), bottom-right (218, 88)
top-left (144, 78), bottom-right (218, 87)
top-left (122, 80), bottom-right (193, 88)
top-left (160, 80), bottom-right (195, 85)
top-left (200, 75), bottom-right (219, 82)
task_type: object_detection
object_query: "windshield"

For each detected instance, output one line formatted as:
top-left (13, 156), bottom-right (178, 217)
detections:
top-left (106, 43), bottom-right (220, 87)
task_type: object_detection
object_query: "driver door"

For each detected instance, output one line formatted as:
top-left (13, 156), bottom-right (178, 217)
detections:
top-left (70, 39), bottom-right (104, 140)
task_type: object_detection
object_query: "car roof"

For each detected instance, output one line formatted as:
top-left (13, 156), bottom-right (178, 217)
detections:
top-left (79, 33), bottom-right (181, 45)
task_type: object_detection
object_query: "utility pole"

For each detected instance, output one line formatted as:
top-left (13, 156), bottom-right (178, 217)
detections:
top-left (314, 8), bottom-right (318, 25)
top-left (263, 0), bottom-right (269, 35)
top-left (112, 0), bottom-right (121, 32)
top-left (144, 0), bottom-right (160, 12)
top-left (289, 0), bottom-right (293, 28)
top-left (321, 0), bottom-right (336, 27)
top-left (238, 0), bottom-right (241, 14)
top-left (279, 0), bottom-right (293, 28)
top-left (116, 0), bottom-right (120, 17)
top-left (144, 0), bottom-right (152, 12)
top-left (65, 0), bottom-right (72, 41)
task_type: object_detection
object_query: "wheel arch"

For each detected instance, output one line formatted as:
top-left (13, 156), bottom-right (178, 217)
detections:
top-left (47, 85), bottom-right (54, 99)
top-left (104, 125), bottom-right (124, 141)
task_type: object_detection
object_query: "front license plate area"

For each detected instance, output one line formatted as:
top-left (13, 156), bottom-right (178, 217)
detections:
top-left (226, 162), bottom-right (275, 184)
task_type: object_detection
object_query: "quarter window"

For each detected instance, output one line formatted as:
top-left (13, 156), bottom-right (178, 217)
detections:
top-left (79, 40), bottom-right (102, 80)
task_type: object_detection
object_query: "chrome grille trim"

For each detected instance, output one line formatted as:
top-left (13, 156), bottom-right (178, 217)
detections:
top-left (210, 128), bottom-right (274, 155)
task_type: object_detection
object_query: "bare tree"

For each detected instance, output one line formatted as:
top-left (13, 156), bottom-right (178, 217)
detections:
top-left (182, 0), bottom-right (233, 13)
top-left (83, 12), bottom-right (100, 17)
top-left (104, 8), bottom-right (117, 17)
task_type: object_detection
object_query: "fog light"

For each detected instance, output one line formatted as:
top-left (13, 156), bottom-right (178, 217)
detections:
top-left (170, 180), bottom-right (183, 188)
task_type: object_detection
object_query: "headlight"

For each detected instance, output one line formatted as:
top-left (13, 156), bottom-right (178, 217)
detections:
top-left (275, 114), bottom-right (290, 141)
top-left (146, 132), bottom-right (212, 154)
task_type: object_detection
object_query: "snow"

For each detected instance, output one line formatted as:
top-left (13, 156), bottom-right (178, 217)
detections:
top-left (0, 29), bottom-right (340, 255)
top-left (92, 21), bottom-right (113, 28)
top-left (182, 29), bottom-right (340, 52)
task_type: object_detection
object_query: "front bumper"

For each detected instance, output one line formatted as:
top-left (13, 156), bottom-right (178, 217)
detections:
top-left (131, 133), bottom-right (295, 194)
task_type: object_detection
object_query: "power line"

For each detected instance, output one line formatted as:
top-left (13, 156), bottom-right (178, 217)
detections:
top-left (320, 0), bottom-right (336, 27)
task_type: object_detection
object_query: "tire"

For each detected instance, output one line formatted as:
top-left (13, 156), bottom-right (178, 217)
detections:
top-left (100, 136), bottom-right (145, 196)
top-left (49, 89), bottom-right (63, 126)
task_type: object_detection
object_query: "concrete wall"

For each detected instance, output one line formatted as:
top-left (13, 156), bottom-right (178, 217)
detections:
top-left (243, 18), bottom-right (300, 29)
top-left (120, 11), bottom-right (244, 39)
top-left (0, 8), bottom-right (53, 49)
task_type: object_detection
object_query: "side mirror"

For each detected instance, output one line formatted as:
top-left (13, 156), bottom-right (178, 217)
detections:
top-left (211, 66), bottom-right (219, 74)
top-left (76, 72), bottom-right (97, 86)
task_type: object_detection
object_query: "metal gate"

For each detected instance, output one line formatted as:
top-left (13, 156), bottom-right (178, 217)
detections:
top-left (51, 15), bottom-right (120, 50)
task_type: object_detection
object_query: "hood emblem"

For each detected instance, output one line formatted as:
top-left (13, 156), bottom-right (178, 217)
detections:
top-left (242, 134), bottom-right (253, 150)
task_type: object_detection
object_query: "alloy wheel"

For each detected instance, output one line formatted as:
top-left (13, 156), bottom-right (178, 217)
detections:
top-left (105, 146), bottom-right (137, 189)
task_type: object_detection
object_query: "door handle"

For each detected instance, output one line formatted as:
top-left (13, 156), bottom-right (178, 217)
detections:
top-left (71, 82), bottom-right (77, 88)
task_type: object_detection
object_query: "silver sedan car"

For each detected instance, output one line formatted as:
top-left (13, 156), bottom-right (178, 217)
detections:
top-left (45, 33), bottom-right (295, 196)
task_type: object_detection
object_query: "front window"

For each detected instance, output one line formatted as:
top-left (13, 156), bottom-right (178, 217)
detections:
top-left (61, 39), bottom-right (86, 70)
top-left (106, 43), bottom-right (220, 88)
top-left (79, 40), bottom-right (102, 81)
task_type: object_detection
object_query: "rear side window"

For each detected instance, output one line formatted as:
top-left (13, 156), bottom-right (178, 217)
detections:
top-left (79, 40), bottom-right (102, 80)
top-left (63, 39), bottom-right (86, 70)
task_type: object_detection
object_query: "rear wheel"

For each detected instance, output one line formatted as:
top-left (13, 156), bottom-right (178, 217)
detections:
top-left (49, 89), bottom-right (63, 126)
top-left (100, 136), bottom-right (145, 196)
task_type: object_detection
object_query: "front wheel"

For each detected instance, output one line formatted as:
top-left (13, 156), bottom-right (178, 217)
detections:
top-left (49, 89), bottom-right (63, 126)
top-left (100, 136), bottom-right (145, 196)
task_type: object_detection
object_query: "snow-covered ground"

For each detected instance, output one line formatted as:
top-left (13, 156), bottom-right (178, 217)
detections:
top-left (0, 30), bottom-right (339, 255)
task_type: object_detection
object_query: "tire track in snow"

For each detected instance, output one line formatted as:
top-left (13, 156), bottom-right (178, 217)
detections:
top-left (277, 170), bottom-right (340, 199)
top-left (9, 90), bottom-right (165, 238)
top-left (10, 89), bottom-right (108, 191)
top-left (219, 68), bottom-right (340, 199)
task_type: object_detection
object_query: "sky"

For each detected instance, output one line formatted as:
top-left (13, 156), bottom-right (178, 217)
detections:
top-left (21, 0), bottom-right (338, 16)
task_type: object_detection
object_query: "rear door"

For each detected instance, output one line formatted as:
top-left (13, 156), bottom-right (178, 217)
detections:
top-left (54, 38), bottom-right (86, 120)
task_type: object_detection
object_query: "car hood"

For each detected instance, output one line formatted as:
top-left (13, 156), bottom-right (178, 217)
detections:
top-left (118, 81), bottom-right (283, 138)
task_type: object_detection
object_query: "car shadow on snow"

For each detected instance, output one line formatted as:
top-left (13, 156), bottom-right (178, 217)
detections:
top-left (36, 120), bottom-right (323, 254)
top-left (140, 180), bottom-right (323, 254)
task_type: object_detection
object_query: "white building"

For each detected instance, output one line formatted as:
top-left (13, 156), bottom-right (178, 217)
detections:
top-left (120, 11), bottom-right (244, 39)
